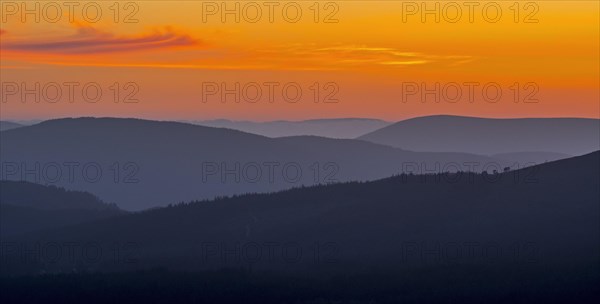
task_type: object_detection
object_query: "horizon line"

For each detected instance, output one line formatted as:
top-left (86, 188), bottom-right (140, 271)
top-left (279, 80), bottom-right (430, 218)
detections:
top-left (2, 114), bottom-right (600, 125)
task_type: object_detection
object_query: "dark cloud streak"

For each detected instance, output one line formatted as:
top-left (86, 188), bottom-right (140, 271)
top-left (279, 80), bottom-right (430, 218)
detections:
top-left (1, 28), bottom-right (199, 54)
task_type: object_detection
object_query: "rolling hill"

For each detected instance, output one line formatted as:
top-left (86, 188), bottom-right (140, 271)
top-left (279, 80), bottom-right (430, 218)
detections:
top-left (0, 121), bottom-right (23, 131)
top-left (4, 151), bottom-right (598, 276)
top-left (187, 118), bottom-right (391, 138)
top-left (0, 117), bottom-right (516, 210)
top-left (358, 115), bottom-right (600, 155)
top-left (0, 181), bottom-right (124, 237)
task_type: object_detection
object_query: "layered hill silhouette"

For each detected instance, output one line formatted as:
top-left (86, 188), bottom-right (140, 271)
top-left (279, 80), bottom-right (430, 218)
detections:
top-left (0, 181), bottom-right (123, 237)
top-left (4, 151), bottom-right (598, 276)
top-left (358, 115), bottom-right (600, 156)
top-left (187, 118), bottom-right (390, 138)
top-left (0, 121), bottom-right (23, 131)
top-left (1, 118), bottom-right (518, 210)
top-left (490, 152), bottom-right (573, 164)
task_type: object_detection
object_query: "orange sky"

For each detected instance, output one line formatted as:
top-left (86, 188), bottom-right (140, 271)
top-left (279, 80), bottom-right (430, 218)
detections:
top-left (1, 1), bottom-right (598, 121)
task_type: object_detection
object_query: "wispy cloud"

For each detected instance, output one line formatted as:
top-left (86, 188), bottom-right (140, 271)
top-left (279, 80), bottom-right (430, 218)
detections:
top-left (0, 26), bottom-right (471, 72)
top-left (1, 26), bottom-right (199, 54)
top-left (379, 60), bottom-right (430, 66)
top-left (252, 44), bottom-right (472, 70)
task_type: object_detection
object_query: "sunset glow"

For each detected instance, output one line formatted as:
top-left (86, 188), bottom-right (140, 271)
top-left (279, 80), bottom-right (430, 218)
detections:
top-left (1, 1), bottom-right (598, 120)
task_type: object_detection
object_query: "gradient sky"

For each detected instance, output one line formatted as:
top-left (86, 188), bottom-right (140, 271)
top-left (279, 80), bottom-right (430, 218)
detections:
top-left (1, 1), bottom-right (598, 121)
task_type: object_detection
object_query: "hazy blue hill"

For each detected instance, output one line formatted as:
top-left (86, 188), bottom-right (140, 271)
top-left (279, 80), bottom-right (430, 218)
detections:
top-left (358, 115), bottom-right (600, 155)
top-left (1, 117), bottom-right (511, 210)
top-left (0, 181), bottom-right (124, 237)
top-left (189, 118), bottom-right (391, 138)
top-left (0, 121), bottom-right (23, 131)
top-left (5, 152), bottom-right (598, 276)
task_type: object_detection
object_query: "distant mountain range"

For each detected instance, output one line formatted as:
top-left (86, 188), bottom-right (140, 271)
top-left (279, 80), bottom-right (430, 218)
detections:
top-left (358, 115), bottom-right (600, 156)
top-left (0, 181), bottom-right (123, 237)
top-left (6, 115), bottom-right (595, 157)
top-left (186, 118), bottom-right (391, 138)
top-left (1, 117), bottom-right (520, 210)
top-left (4, 151), bottom-right (598, 275)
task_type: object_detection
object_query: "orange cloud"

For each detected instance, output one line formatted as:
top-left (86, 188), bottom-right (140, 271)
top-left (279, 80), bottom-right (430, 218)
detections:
top-left (251, 44), bottom-right (472, 70)
top-left (1, 26), bottom-right (199, 54)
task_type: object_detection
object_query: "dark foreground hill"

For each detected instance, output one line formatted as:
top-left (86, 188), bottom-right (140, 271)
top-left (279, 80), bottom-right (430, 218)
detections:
top-left (358, 115), bottom-right (600, 155)
top-left (1, 266), bottom-right (598, 304)
top-left (3, 151), bottom-right (598, 275)
top-left (1, 153), bottom-right (598, 303)
top-left (0, 181), bottom-right (124, 237)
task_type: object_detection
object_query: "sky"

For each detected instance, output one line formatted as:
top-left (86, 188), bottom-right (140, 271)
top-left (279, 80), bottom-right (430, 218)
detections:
top-left (0, 1), bottom-right (598, 121)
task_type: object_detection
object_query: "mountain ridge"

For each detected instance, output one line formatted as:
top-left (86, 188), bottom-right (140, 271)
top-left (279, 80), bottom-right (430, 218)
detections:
top-left (358, 115), bottom-right (600, 155)
top-left (2, 117), bottom-right (513, 210)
